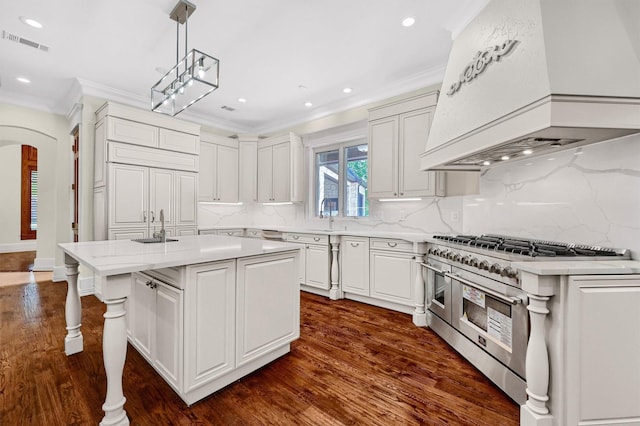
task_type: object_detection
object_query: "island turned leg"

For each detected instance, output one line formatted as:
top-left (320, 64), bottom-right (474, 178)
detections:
top-left (64, 254), bottom-right (83, 355)
top-left (413, 254), bottom-right (427, 327)
top-left (100, 297), bottom-right (129, 426)
top-left (329, 239), bottom-right (341, 300)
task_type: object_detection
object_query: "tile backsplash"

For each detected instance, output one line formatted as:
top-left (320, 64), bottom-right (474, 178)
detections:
top-left (199, 133), bottom-right (639, 258)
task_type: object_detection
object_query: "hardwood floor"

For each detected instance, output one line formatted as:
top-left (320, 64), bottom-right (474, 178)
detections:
top-left (0, 272), bottom-right (519, 425)
top-left (0, 250), bottom-right (35, 272)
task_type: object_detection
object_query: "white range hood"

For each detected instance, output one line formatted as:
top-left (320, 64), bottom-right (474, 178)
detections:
top-left (420, 0), bottom-right (640, 171)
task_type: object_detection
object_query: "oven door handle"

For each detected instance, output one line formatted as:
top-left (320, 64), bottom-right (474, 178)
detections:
top-left (445, 272), bottom-right (524, 305)
top-left (420, 262), bottom-right (447, 275)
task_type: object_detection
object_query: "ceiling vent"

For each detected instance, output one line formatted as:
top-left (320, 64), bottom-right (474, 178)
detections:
top-left (2, 30), bottom-right (49, 52)
top-left (221, 105), bottom-right (235, 112)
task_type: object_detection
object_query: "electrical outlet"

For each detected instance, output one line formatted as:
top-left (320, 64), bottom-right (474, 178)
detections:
top-left (450, 210), bottom-right (460, 222)
top-left (399, 210), bottom-right (406, 221)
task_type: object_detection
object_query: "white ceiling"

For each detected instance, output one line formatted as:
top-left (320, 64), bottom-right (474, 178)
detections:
top-left (0, 0), bottom-right (487, 135)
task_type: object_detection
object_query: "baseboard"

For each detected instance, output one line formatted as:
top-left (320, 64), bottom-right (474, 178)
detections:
top-left (0, 241), bottom-right (37, 253)
top-left (32, 257), bottom-right (54, 271)
top-left (52, 266), bottom-right (67, 282)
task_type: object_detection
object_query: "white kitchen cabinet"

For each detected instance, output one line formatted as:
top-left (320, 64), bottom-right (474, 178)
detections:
top-left (236, 253), bottom-right (300, 366)
top-left (199, 135), bottom-right (239, 203)
top-left (283, 232), bottom-right (330, 291)
top-left (239, 138), bottom-right (258, 203)
top-left (105, 163), bottom-right (196, 238)
top-left (340, 236), bottom-right (370, 296)
top-left (130, 272), bottom-right (183, 391)
top-left (184, 260), bottom-right (236, 392)
top-left (94, 101), bottom-right (200, 241)
top-left (257, 132), bottom-right (303, 203)
top-left (368, 92), bottom-right (445, 199)
top-left (369, 238), bottom-right (424, 307)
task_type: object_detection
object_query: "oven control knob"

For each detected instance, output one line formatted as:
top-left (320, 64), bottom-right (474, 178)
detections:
top-left (440, 249), bottom-right (450, 258)
top-left (453, 254), bottom-right (463, 262)
top-left (479, 260), bottom-right (490, 270)
top-left (501, 266), bottom-right (517, 278)
top-left (490, 263), bottom-right (503, 274)
top-left (447, 252), bottom-right (457, 260)
top-left (462, 255), bottom-right (473, 265)
top-left (470, 257), bottom-right (480, 267)
top-left (428, 247), bottom-right (436, 255)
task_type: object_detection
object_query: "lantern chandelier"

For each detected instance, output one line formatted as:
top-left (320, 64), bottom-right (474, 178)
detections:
top-left (151, 0), bottom-right (220, 116)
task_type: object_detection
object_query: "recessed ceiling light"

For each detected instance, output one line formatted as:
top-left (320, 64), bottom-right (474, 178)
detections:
top-left (523, 149), bottom-right (533, 155)
top-left (19, 16), bottom-right (43, 29)
top-left (482, 160), bottom-right (491, 166)
top-left (304, 101), bottom-right (313, 107)
top-left (238, 98), bottom-right (247, 103)
top-left (343, 87), bottom-right (352, 94)
top-left (501, 155), bottom-right (510, 161)
top-left (16, 77), bottom-right (31, 84)
top-left (402, 17), bottom-right (415, 27)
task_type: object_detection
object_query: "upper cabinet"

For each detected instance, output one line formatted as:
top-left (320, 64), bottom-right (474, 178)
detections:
top-left (94, 102), bottom-right (200, 240)
top-left (199, 133), bottom-right (239, 203)
top-left (257, 132), bottom-right (303, 203)
top-left (368, 92), bottom-right (445, 199)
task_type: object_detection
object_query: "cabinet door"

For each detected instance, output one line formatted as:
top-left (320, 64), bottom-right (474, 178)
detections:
top-left (149, 168), bottom-right (175, 228)
top-left (369, 250), bottom-right (415, 306)
top-left (199, 141), bottom-right (217, 201)
top-left (131, 273), bottom-right (155, 362)
top-left (340, 236), bottom-right (370, 295)
top-left (239, 141), bottom-right (257, 202)
top-left (257, 145), bottom-right (273, 202)
top-left (271, 142), bottom-right (291, 202)
top-left (154, 281), bottom-right (183, 389)
top-left (305, 244), bottom-right (330, 290)
top-left (175, 171), bottom-right (198, 227)
top-left (94, 120), bottom-right (106, 187)
top-left (217, 144), bottom-right (239, 202)
top-left (368, 117), bottom-right (398, 198)
top-left (108, 228), bottom-right (147, 240)
top-left (399, 108), bottom-right (435, 196)
top-left (108, 164), bottom-right (148, 228)
top-left (185, 260), bottom-right (236, 392)
top-left (236, 252), bottom-right (299, 367)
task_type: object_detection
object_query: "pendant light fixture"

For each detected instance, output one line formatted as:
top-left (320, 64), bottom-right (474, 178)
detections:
top-left (151, 0), bottom-right (219, 116)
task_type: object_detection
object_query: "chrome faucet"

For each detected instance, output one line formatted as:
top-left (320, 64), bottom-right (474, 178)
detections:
top-left (153, 209), bottom-right (166, 242)
top-left (319, 198), bottom-right (335, 229)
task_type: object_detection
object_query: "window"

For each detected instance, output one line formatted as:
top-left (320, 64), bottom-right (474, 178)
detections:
top-left (21, 145), bottom-right (38, 240)
top-left (315, 140), bottom-right (368, 217)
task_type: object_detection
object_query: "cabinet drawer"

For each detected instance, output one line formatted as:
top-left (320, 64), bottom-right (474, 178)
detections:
top-left (370, 238), bottom-right (413, 253)
top-left (159, 128), bottom-right (199, 154)
top-left (108, 142), bottom-right (199, 172)
top-left (218, 228), bottom-right (245, 237)
top-left (245, 229), bottom-right (263, 238)
top-left (146, 267), bottom-right (182, 289)
top-left (198, 229), bottom-right (218, 235)
top-left (283, 233), bottom-right (329, 245)
top-left (107, 117), bottom-right (158, 148)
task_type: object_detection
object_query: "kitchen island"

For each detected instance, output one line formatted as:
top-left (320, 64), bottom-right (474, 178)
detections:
top-left (59, 235), bottom-right (300, 426)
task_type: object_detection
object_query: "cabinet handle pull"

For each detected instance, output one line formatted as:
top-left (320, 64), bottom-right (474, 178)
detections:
top-left (350, 242), bottom-right (359, 247)
top-left (150, 211), bottom-right (155, 223)
top-left (313, 237), bottom-right (320, 242)
top-left (387, 242), bottom-right (397, 247)
top-left (143, 211), bottom-right (147, 223)
top-left (146, 280), bottom-right (152, 287)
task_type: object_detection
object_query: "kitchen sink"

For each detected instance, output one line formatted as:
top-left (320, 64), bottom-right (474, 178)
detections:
top-left (131, 237), bottom-right (178, 243)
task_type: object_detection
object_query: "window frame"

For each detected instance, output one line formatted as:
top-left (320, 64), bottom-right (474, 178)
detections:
top-left (312, 137), bottom-right (368, 219)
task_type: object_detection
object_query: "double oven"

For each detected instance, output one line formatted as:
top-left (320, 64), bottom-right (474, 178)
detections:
top-left (423, 234), bottom-right (630, 405)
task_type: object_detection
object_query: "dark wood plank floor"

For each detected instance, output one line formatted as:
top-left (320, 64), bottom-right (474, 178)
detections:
top-left (0, 271), bottom-right (519, 425)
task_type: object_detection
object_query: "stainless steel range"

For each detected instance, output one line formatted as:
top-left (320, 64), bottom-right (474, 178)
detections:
top-left (423, 234), bottom-right (630, 405)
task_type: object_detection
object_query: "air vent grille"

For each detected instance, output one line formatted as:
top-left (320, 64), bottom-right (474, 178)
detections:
top-left (2, 30), bottom-right (49, 52)
top-left (221, 105), bottom-right (235, 112)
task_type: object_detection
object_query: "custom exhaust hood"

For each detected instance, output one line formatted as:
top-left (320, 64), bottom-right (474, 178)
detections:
top-left (420, 0), bottom-right (640, 171)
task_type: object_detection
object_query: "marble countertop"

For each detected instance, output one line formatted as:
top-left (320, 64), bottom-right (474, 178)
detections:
top-left (59, 235), bottom-right (301, 277)
top-left (513, 260), bottom-right (640, 275)
top-left (198, 225), bottom-right (431, 243)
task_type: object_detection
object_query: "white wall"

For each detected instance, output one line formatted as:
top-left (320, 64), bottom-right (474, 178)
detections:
top-left (0, 145), bottom-right (22, 245)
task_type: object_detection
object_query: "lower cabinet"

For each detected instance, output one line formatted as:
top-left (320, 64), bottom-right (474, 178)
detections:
top-left (283, 232), bottom-right (330, 290)
top-left (184, 260), bottom-right (236, 392)
top-left (369, 238), bottom-right (418, 307)
top-left (130, 272), bottom-right (183, 390)
top-left (340, 236), bottom-right (370, 296)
